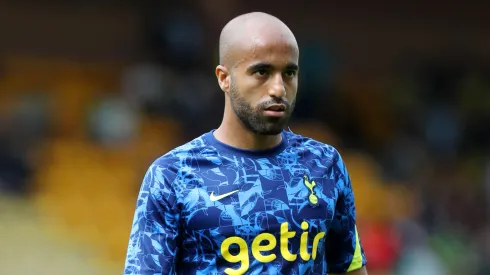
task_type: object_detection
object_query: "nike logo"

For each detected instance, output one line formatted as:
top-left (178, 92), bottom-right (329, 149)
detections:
top-left (209, 190), bottom-right (239, 201)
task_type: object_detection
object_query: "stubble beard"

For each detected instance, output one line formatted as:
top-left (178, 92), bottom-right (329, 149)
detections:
top-left (228, 80), bottom-right (295, 136)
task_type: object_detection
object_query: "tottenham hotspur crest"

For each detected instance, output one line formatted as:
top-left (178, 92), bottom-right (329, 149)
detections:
top-left (303, 175), bottom-right (319, 206)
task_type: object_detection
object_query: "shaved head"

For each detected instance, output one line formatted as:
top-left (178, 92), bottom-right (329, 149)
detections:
top-left (215, 12), bottom-right (300, 137)
top-left (219, 12), bottom-right (298, 68)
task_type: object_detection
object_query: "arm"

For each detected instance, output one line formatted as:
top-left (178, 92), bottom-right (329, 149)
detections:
top-left (326, 150), bottom-right (368, 274)
top-left (124, 163), bottom-right (181, 274)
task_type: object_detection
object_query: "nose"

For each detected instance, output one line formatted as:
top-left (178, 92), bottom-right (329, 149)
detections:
top-left (267, 73), bottom-right (286, 98)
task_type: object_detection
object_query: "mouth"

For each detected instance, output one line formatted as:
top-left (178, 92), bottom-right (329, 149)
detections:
top-left (263, 104), bottom-right (286, 117)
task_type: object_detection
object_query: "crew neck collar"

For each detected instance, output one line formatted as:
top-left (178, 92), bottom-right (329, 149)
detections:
top-left (203, 129), bottom-right (288, 158)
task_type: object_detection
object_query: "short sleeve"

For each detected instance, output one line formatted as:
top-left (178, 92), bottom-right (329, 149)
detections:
top-left (325, 151), bottom-right (367, 273)
top-left (124, 164), bottom-right (181, 274)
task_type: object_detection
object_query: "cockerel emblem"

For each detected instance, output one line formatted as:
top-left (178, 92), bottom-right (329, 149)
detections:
top-left (303, 175), bottom-right (319, 206)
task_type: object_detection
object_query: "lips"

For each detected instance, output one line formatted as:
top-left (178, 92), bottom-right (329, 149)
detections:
top-left (263, 104), bottom-right (287, 118)
top-left (265, 104), bottom-right (286, 112)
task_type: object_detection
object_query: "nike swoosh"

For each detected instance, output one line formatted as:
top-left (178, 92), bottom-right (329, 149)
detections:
top-left (210, 190), bottom-right (239, 201)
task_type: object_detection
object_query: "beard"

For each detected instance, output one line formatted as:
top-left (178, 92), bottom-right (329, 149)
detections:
top-left (228, 80), bottom-right (295, 136)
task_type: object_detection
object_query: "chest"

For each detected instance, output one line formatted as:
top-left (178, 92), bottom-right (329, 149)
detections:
top-left (177, 155), bottom-right (340, 235)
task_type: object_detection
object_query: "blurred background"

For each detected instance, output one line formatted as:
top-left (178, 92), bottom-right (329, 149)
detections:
top-left (0, 1), bottom-right (489, 274)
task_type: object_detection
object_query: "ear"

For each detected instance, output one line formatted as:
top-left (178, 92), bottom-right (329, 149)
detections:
top-left (215, 65), bottom-right (230, 93)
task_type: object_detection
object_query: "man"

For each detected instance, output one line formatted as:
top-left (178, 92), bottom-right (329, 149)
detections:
top-left (124, 12), bottom-right (368, 275)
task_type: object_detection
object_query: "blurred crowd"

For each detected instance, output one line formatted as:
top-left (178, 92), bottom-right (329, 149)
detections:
top-left (1, 2), bottom-right (489, 274)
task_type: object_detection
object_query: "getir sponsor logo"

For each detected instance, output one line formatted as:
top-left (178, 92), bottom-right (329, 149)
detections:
top-left (220, 221), bottom-right (325, 275)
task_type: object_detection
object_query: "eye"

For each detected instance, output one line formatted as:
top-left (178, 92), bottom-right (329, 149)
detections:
top-left (284, 70), bottom-right (297, 77)
top-left (254, 69), bottom-right (268, 76)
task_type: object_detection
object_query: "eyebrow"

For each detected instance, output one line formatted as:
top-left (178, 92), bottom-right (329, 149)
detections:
top-left (246, 62), bottom-right (299, 73)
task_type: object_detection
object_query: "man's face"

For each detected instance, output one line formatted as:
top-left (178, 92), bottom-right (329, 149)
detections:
top-left (227, 38), bottom-right (299, 135)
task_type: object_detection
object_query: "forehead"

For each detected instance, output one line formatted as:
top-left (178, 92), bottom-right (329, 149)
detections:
top-left (234, 33), bottom-right (299, 68)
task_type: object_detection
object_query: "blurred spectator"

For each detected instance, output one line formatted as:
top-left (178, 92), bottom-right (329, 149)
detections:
top-left (120, 59), bottom-right (175, 117)
top-left (88, 95), bottom-right (140, 148)
top-left (0, 94), bottom-right (49, 195)
top-left (381, 132), bottom-right (427, 182)
top-left (360, 222), bottom-right (401, 272)
top-left (296, 38), bottom-right (339, 120)
top-left (396, 245), bottom-right (448, 275)
top-left (0, 124), bottom-right (31, 195)
top-left (169, 70), bottom-right (222, 139)
top-left (424, 103), bottom-right (462, 158)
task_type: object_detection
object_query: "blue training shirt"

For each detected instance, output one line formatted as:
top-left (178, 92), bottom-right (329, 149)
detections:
top-left (124, 130), bottom-right (367, 275)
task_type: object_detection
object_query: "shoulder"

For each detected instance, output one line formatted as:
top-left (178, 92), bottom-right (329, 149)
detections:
top-left (142, 133), bottom-right (212, 185)
top-left (285, 130), bottom-right (349, 183)
top-left (141, 133), bottom-right (211, 190)
top-left (151, 133), bottom-right (210, 167)
top-left (284, 130), bottom-right (343, 163)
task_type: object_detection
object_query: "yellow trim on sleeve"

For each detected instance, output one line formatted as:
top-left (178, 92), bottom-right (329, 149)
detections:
top-left (347, 226), bottom-right (364, 272)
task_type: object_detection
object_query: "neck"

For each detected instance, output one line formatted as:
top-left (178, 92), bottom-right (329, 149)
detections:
top-left (214, 106), bottom-right (283, 151)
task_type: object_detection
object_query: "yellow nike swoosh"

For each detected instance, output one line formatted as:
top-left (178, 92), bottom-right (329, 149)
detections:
top-left (209, 190), bottom-right (239, 201)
